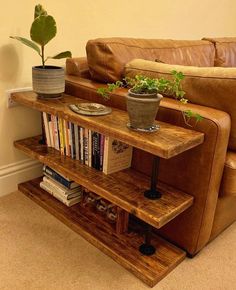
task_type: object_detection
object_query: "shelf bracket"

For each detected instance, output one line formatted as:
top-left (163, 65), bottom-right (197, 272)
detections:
top-left (139, 224), bottom-right (156, 256)
top-left (144, 156), bottom-right (162, 199)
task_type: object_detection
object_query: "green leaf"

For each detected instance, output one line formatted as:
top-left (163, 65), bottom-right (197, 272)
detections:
top-left (30, 15), bottom-right (56, 46)
top-left (10, 36), bottom-right (40, 55)
top-left (34, 4), bottom-right (47, 19)
top-left (49, 51), bottom-right (72, 59)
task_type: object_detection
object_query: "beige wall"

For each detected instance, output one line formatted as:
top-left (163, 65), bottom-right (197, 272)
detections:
top-left (0, 0), bottom-right (236, 169)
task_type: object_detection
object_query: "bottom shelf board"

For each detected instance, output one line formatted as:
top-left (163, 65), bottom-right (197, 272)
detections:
top-left (18, 178), bottom-right (186, 287)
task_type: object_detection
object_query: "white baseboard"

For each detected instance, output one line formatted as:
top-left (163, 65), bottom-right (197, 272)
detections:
top-left (0, 159), bottom-right (42, 197)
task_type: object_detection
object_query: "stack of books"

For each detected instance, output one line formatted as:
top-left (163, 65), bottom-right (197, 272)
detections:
top-left (42, 112), bottom-right (133, 174)
top-left (40, 165), bottom-right (82, 207)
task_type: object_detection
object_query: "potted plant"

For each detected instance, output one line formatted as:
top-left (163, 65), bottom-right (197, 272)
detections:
top-left (10, 4), bottom-right (72, 99)
top-left (97, 71), bottom-right (201, 131)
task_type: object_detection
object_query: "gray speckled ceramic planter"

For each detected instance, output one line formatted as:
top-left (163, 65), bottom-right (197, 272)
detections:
top-left (32, 65), bottom-right (65, 99)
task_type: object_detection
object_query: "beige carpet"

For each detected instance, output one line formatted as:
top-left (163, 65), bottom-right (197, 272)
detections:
top-left (0, 191), bottom-right (235, 290)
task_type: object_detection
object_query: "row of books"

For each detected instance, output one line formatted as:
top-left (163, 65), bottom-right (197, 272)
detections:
top-left (42, 112), bottom-right (133, 174)
top-left (40, 165), bottom-right (82, 207)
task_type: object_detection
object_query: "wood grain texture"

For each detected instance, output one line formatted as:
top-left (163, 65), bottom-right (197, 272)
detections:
top-left (11, 91), bottom-right (204, 159)
top-left (18, 177), bottom-right (186, 287)
top-left (14, 136), bottom-right (194, 229)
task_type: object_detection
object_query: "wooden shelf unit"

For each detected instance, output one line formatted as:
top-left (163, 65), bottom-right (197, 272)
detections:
top-left (12, 91), bottom-right (204, 287)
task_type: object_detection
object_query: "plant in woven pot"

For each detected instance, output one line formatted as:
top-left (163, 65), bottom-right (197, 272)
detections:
top-left (97, 72), bottom-right (188, 132)
top-left (10, 4), bottom-right (72, 99)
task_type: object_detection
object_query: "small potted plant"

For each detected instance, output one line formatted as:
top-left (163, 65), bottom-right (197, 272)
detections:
top-left (97, 71), bottom-right (201, 131)
top-left (10, 4), bottom-right (72, 99)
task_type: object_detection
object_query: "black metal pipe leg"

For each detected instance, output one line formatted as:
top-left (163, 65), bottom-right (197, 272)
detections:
top-left (144, 156), bottom-right (162, 199)
top-left (139, 224), bottom-right (156, 256)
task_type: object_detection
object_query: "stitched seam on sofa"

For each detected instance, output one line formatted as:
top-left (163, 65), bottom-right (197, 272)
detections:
top-left (91, 42), bottom-right (212, 50)
top-left (126, 67), bottom-right (236, 80)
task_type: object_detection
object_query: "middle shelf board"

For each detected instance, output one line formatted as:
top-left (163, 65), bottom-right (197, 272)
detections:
top-left (14, 135), bottom-right (194, 229)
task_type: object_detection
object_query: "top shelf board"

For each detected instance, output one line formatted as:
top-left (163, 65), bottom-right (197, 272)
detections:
top-left (12, 92), bottom-right (204, 159)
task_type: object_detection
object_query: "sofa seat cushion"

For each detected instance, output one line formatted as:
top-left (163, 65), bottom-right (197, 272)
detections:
top-left (86, 38), bottom-right (215, 82)
top-left (125, 59), bottom-right (236, 150)
top-left (203, 37), bottom-right (236, 67)
top-left (220, 151), bottom-right (236, 197)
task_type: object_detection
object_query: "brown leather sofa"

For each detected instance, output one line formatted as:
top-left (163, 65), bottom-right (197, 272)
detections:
top-left (65, 37), bottom-right (236, 256)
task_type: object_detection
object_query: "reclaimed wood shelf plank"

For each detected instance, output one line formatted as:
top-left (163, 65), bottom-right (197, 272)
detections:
top-left (18, 177), bottom-right (186, 287)
top-left (11, 91), bottom-right (204, 159)
top-left (14, 135), bottom-right (194, 229)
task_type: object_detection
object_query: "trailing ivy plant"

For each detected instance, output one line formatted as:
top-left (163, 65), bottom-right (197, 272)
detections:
top-left (97, 71), bottom-right (203, 127)
top-left (10, 4), bottom-right (71, 68)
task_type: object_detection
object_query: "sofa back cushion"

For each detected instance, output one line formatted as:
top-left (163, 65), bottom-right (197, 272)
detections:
top-left (86, 38), bottom-right (215, 82)
top-left (125, 59), bottom-right (236, 150)
top-left (203, 37), bottom-right (236, 67)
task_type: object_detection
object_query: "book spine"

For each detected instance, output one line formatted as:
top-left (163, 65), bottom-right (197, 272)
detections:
top-left (100, 134), bottom-right (105, 171)
top-left (84, 128), bottom-right (89, 166)
top-left (92, 132), bottom-right (100, 170)
top-left (48, 114), bottom-right (54, 148)
top-left (43, 166), bottom-right (72, 189)
top-left (74, 124), bottom-right (80, 160)
top-left (42, 112), bottom-right (51, 147)
top-left (88, 130), bottom-right (92, 167)
top-left (63, 119), bottom-right (70, 156)
top-left (41, 112), bottom-right (47, 145)
top-left (58, 117), bottom-right (65, 155)
top-left (80, 127), bottom-right (84, 163)
top-left (53, 116), bottom-right (60, 151)
top-left (102, 136), bottom-right (109, 174)
top-left (70, 122), bottom-right (75, 159)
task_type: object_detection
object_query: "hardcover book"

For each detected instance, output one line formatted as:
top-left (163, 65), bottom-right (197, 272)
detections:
top-left (43, 165), bottom-right (80, 189)
top-left (40, 181), bottom-right (81, 207)
top-left (103, 137), bottom-right (133, 175)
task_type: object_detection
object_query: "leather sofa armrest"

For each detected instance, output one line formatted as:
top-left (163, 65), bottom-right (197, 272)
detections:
top-left (66, 57), bottom-right (91, 79)
top-left (155, 98), bottom-right (231, 254)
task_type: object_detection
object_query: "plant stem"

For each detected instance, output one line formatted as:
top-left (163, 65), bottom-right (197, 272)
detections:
top-left (41, 45), bottom-right (45, 68)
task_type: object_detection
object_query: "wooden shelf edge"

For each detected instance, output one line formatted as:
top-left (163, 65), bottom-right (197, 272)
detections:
top-left (14, 136), bottom-right (194, 229)
top-left (11, 91), bottom-right (204, 159)
top-left (18, 178), bottom-right (186, 287)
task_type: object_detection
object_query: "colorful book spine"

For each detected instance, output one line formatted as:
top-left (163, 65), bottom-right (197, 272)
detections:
top-left (84, 128), bottom-right (89, 166)
top-left (63, 120), bottom-right (70, 156)
top-left (100, 134), bottom-right (105, 171)
top-left (42, 112), bottom-right (51, 147)
top-left (53, 116), bottom-right (60, 151)
top-left (48, 114), bottom-right (55, 148)
top-left (92, 132), bottom-right (100, 170)
top-left (74, 124), bottom-right (80, 160)
top-left (80, 127), bottom-right (84, 163)
top-left (88, 130), bottom-right (92, 167)
top-left (69, 122), bottom-right (76, 159)
top-left (58, 117), bottom-right (65, 155)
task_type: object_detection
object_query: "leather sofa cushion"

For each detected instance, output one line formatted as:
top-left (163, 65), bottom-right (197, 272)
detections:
top-left (220, 151), bottom-right (236, 197)
top-left (125, 59), bottom-right (236, 150)
top-left (86, 38), bottom-right (215, 82)
top-left (203, 37), bottom-right (236, 67)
